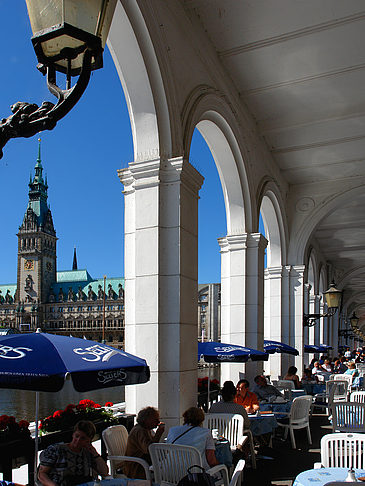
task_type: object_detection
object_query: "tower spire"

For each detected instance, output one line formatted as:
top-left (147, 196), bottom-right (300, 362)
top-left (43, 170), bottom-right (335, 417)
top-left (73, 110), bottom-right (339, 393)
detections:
top-left (73, 247), bottom-right (78, 270)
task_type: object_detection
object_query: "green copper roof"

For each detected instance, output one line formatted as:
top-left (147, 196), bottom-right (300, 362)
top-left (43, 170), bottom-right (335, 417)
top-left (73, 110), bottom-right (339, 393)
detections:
top-left (26, 139), bottom-right (49, 226)
top-left (51, 274), bottom-right (124, 297)
top-left (57, 269), bottom-right (93, 283)
top-left (0, 284), bottom-right (16, 298)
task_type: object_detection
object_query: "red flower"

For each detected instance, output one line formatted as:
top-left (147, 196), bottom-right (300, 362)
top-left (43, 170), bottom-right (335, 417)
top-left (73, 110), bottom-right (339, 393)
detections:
top-left (53, 410), bottom-right (63, 418)
top-left (105, 402), bottom-right (113, 407)
top-left (18, 420), bottom-right (29, 429)
top-left (93, 403), bottom-right (101, 408)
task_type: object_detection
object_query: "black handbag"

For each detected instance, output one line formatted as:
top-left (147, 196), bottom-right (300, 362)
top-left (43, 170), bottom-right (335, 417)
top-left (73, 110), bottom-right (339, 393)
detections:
top-left (177, 465), bottom-right (216, 486)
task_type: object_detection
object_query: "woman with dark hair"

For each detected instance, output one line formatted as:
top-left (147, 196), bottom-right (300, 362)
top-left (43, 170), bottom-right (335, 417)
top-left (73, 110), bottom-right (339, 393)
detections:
top-left (209, 381), bottom-right (250, 429)
top-left (283, 366), bottom-right (301, 389)
top-left (38, 420), bottom-right (108, 486)
top-left (123, 406), bottom-right (165, 479)
top-left (166, 407), bottom-right (218, 469)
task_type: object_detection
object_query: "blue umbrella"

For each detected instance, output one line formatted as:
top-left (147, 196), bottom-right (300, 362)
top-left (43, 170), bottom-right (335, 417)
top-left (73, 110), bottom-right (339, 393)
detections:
top-left (264, 339), bottom-right (299, 356)
top-left (198, 341), bottom-right (268, 406)
top-left (0, 331), bottom-right (150, 392)
top-left (0, 331), bottom-right (150, 474)
top-left (198, 341), bottom-right (268, 363)
top-left (304, 344), bottom-right (331, 353)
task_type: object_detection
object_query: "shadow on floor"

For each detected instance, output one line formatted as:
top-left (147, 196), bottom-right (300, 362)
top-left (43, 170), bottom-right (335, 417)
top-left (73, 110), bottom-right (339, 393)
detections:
top-left (242, 412), bottom-right (331, 486)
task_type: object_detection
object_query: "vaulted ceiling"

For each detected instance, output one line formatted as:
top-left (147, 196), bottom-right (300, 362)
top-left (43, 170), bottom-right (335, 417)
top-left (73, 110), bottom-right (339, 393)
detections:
top-left (182, 0), bottom-right (365, 323)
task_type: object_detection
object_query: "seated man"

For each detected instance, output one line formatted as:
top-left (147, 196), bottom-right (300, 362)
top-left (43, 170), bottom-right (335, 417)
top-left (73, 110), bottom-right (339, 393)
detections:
top-left (252, 375), bottom-right (284, 401)
top-left (234, 379), bottom-right (259, 413)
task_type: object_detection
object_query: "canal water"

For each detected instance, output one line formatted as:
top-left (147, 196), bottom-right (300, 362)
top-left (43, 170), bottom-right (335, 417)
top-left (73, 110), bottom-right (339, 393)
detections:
top-left (0, 380), bottom-right (125, 422)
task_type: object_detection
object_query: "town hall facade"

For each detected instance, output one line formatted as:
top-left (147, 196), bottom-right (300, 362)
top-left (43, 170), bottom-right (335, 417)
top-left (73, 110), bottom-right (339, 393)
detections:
top-left (0, 144), bottom-right (125, 345)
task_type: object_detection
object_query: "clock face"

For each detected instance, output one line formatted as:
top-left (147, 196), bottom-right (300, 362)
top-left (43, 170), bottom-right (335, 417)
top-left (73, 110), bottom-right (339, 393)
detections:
top-left (46, 262), bottom-right (52, 272)
top-left (24, 259), bottom-right (34, 270)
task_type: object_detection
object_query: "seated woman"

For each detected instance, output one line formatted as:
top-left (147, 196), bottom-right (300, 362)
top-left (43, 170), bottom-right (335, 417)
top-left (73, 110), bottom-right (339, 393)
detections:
top-left (122, 406), bottom-right (165, 479)
top-left (234, 379), bottom-right (259, 414)
top-left (302, 368), bottom-right (318, 383)
top-left (322, 359), bottom-right (333, 372)
top-left (283, 366), bottom-right (301, 389)
top-left (345, 362), bottom-right (359, 377)
top-left (209, 381), bottom-right (250, 430)
top-left (38, 420), bottom-right (108, 486)
top-left (166, 407), bottom-right (218, 470)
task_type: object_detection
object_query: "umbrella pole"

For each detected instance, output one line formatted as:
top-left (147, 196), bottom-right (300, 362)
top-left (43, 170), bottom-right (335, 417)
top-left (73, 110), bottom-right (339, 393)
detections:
top-left (207, 364), bottom-right (211, 410)
top-left (34, 391), bottom-right (39, 482)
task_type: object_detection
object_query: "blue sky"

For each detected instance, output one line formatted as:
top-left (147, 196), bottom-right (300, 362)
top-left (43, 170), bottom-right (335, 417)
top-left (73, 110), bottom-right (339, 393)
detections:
top-left (0, 2), bottom-right (227, 285)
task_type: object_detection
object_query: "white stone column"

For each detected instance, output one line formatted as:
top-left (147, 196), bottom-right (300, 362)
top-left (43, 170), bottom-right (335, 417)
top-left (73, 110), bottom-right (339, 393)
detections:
top-left (303, 283), bottom-right (310, 346)
top-left (264, 266), bottom-right (286, 380)
top-left (332, 312), bottom-right (339, 357)
top-left (313, 295), bottom-right (321, 345)
top-left (118, 157), bottom-right (203, 427)
top-left (319, 299), bottom-right (328, 346)
top-left (219, 233), bottom-right (267, 385)
top-left (281, 266), bottom-right (292, 376)
top-left (290, 265), bottom-right (306, 376)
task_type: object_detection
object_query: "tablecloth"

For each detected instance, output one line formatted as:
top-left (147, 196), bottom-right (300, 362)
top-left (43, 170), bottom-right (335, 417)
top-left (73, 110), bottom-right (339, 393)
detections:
top-left (260, 401), bottom-right (291, 418)
top-left (302, 383), bottom-right (326, 395)
top-left (79, 479), bottom-right (151, 486)
top-left (248, 412), bottom-right (278, 436)
top-left (293, 467), bottom-right (365, 486)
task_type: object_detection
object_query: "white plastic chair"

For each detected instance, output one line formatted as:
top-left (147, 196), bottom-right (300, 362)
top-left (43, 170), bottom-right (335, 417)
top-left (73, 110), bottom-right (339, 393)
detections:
top-left (149, 443), bottom-right (229, 486)
top-left (332, 402), bottom-right (365, 433)
top-left (102, 424), bottom-right (151, 479)
top-left (314, 432), bottom-right (365, 468)
top-left (276, 380), bottom-right (295, 400)
top-left (203, 413), bottom-right (256, 468)
top-left (229, 459), bottom-right (245, 486)
top-left (350, 390), bottom-right (365, 403)
top-left (314, 380), bottom-right (348, 414)
top-left (333, 373), bottom-right (353, 387)
top-left (277, 395), bottom-right (312, 449)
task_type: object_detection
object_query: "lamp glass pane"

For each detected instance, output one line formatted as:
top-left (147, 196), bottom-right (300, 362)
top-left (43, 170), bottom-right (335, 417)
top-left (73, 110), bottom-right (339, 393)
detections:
top-left (323, 287), bottom-right (341, 309)
top-left (26, 0), bottom-right (63, 35)
top-left (26, 0), bottom-right (116, 72)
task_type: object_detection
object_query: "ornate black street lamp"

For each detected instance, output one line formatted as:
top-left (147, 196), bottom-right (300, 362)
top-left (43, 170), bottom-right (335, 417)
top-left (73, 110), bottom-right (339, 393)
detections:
top-left (303, 282), bottom-right (342, 327)
top-left (0, 0), bottom-right (116, 158)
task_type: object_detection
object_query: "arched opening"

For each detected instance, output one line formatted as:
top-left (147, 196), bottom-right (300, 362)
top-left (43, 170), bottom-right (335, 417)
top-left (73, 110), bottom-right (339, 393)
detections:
top-left (260, 190), bottom-right (287, 378)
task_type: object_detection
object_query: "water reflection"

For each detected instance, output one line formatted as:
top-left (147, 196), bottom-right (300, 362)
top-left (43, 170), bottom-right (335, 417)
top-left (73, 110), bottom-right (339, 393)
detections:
top-left (0, 379), bottom-right (125, 422)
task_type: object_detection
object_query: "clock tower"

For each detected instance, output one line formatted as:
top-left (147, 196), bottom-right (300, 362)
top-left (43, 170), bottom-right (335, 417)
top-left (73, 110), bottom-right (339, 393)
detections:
top-left (16, 140), bottom-right (57, 322)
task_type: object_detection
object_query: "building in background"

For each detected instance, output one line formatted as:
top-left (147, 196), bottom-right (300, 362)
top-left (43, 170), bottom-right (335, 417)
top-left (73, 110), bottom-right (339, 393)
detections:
top-left (198, 283), bottom-right (221, 342)
top-left (0, 145), bottom-right (124, 345)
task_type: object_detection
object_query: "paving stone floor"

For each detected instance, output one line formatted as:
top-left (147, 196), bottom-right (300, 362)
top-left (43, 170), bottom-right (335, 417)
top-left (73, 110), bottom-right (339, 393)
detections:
top-left (243, 412), bottom-right (332, 486)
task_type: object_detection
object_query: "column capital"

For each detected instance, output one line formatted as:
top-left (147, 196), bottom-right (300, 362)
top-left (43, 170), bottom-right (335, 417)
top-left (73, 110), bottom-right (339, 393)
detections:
top-left (218, 234), bottom-right (247, 252)
top-left (247, 232), bottom-right (268, 250)
top-left (265, 266), bottom-right (283, 278)
top-left (118, 157), bottom-right (203, 195)
top-left (218, 232), bottom-right (268, 252)
top-left (290, 265), bottom-right (306, 278)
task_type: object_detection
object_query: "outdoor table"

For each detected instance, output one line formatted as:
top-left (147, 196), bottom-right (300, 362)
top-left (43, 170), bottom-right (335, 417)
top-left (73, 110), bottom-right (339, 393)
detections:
top-left (302, 383), bottom-right (326, 395)
top-left (260, 401), bottom-right (291, 418)
top-left (80, 479), bottom-right (151, 486)
top-left (248, 412), bottom-right (278, 436)
top-left (293, 467), bottom-right (365, 486)
top-left (291, 389), bottom-right (306, 399)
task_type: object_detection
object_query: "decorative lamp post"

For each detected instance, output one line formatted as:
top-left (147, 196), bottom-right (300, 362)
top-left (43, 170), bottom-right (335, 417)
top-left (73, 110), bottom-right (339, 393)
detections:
top-left (0, 0), bottom-right (117, 158)
top-left (350, 311), bottom-right (360, 330)
top-left (303, 281), bottom-right (342, 327)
